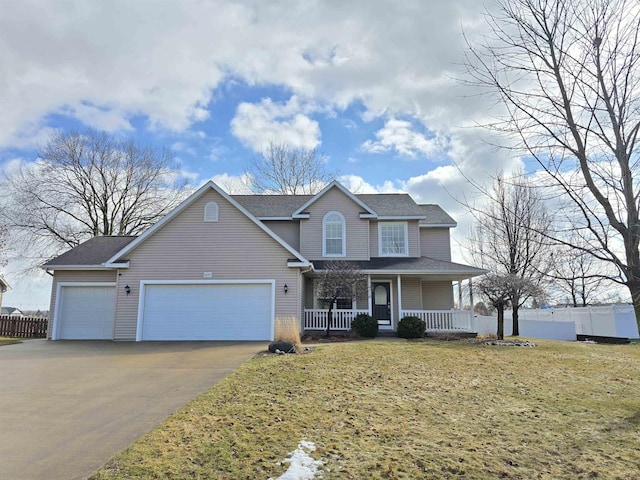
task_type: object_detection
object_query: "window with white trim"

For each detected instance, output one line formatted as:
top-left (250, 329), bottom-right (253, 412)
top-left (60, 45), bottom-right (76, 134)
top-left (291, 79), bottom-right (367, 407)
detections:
top-left (204, 202), bottom-right (219, 222)
top-left (379, 222), bottom-right (408, 256)
top-left (323, 211), bottom-right (345, 256)
top-left (313, 281), bottom-right (354, 309)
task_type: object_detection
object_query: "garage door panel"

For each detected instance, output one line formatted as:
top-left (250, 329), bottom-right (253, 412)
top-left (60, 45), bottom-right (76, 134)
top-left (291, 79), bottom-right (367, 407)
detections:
top-left (141, 283), bottom-right (272, 341)
top-left (58, 286), bottom-right (115, 340)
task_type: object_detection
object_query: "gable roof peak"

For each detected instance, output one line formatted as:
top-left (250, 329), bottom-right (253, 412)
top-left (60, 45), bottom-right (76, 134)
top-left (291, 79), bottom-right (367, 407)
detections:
top-left (102, 180), bottom-right (308, 266)
top-left (292, 180), bottom-right (377, 218)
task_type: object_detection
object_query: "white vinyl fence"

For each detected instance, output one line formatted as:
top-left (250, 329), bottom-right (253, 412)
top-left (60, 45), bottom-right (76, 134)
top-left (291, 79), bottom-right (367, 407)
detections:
top-left (476, 305), bottom-right (639, 341)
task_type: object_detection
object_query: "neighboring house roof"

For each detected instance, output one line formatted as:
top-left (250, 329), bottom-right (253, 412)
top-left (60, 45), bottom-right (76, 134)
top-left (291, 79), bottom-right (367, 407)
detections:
top-left (312, 256), bottom-right (486, 279)
top-left (417, 205), bottom-right (457, 227)
top-left (42, 236), bottom-right (137, 269)
top-left (1, 307), bottom-right (23, 316)
top-left (0, 275), bottom-right (9, 292)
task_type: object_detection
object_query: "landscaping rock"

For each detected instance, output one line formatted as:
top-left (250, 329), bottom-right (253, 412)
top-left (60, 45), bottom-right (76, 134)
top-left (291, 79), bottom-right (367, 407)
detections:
top-left (268, 341), bottom-right (296, 354)
top-left (484, 340), bottom-right (537, 347)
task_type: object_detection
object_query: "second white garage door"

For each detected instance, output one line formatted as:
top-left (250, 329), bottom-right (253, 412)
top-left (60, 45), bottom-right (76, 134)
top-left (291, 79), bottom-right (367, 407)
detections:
top-left (139, 282), bottom-right (273, 341)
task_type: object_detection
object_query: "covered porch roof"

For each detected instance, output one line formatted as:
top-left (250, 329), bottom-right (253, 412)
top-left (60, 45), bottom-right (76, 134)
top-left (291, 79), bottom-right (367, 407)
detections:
top-left (310, 256), bottom-right (486, 281)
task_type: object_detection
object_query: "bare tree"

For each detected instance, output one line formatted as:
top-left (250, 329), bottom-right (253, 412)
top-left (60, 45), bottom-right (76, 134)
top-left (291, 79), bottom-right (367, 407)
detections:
top-left (0, 129), bottom-right (192, 268)
top-left (246, 141), bottom-right (334, 194)
top-left (314, 261), bottom-right (367, 337)
top-left (466, 171), bottom-right (552, 335)
top-left (476, 273), bottom-right (543, 339)
top-left (548, 242), bottom-right (613, 306)
top-left (0, 222), bottom-right (8, 268)
top-left (466, 0), bottom-right (640, 329)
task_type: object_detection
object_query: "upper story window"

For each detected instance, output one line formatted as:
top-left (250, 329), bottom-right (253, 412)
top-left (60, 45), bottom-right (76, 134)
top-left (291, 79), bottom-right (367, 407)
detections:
top-left (323, 211), bottom-right (346, 257)
top-left (379, 222), bottom-right (408, 256)
top-left (204, 202), bottom-right (219, 222)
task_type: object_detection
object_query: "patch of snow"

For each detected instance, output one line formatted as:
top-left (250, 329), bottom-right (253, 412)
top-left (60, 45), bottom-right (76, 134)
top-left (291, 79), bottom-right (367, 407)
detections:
top-left (269, 440), bottom-right (323, 480)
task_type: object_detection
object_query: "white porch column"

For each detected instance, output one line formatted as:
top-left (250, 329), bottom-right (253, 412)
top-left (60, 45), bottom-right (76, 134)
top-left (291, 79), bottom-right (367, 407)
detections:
top-left (397, 275), bottom-right (403, 319)
top-left (458, 280), bottom-right (463, 310)
top-left (367, 274), bottom-right (372, 315)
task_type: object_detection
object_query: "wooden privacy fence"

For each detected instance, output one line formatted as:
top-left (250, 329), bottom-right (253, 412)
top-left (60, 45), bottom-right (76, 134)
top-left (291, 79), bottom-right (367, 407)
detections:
top-left (0, 315), bottom-right (48, 338)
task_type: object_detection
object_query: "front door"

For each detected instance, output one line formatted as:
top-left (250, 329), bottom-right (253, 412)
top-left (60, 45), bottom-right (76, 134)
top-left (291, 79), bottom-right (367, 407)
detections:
top-left (372, 282), bottom-right (391, 326)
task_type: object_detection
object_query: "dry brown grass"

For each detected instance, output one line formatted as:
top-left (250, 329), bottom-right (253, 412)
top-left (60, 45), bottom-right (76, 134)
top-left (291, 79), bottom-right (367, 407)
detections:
top-left (91, 340), bottom-right (640, 479)
top-left (274, 315), bottom-right (302, 350)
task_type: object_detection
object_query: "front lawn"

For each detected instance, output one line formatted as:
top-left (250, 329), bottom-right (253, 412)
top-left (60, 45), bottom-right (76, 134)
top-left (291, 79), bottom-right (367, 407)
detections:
top-left (91, 340), bottom-right (640, 479)
top-left (0, 336), bottom-right (22, 346)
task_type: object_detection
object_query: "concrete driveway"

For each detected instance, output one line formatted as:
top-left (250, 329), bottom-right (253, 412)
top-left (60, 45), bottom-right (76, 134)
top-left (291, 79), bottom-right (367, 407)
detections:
top-left (0, 339), bottom-right (266, 480)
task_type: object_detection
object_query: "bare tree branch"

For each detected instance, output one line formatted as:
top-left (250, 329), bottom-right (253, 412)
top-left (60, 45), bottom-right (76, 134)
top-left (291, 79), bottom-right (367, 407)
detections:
top-left (246, 141), bottom-right (335, 194)
top-left (0, 129), bottom-right (193, 269)
top-left (466, 0), bottom-right (640, 329)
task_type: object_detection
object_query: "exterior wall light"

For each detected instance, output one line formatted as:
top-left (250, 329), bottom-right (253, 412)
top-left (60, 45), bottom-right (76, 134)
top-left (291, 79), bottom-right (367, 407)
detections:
top-left (124, 285), bottom-right (131, 295)
top-left (284, 284), bottom-right (288, 294)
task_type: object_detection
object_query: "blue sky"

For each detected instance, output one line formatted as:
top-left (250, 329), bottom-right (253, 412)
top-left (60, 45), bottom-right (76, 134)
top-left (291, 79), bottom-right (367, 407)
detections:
top-left (0, 0), bottom-right (523, 309)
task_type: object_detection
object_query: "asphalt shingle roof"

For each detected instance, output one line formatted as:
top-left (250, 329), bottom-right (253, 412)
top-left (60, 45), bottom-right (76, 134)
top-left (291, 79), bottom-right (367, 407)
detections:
top-left (417, 205), bottom-right (457, 226)
top-left (43, 236), bottom-right (137, 267)
top-left (311, 256), bottom-right (486, 275)
top-left (233, 194), bottom-right (313, 217)
top-left (233, 192), bottom-right (452, 221)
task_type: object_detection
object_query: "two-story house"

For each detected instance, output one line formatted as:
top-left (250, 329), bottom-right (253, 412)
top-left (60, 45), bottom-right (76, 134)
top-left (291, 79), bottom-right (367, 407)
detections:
top-left (43, 180), bottom-right (484, 341)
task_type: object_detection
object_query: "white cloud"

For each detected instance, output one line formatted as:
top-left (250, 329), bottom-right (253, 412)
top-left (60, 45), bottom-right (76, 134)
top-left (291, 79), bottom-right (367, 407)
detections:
top-left (231, 96), bottom-right (321, 152)
top-left (338, 174), bottom-right (403, 194)
top-left (209, 173), bottom-right (253, 194)
top-left (362, 118), bottom-right (446, 158)
top-left (0, 1), bottom-right (491, 148)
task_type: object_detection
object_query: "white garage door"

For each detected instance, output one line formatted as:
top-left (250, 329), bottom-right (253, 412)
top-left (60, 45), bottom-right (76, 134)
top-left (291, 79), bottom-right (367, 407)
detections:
top-left (140, 282), bottom-right (273, 341)
top-left (57, 285), bottom-right (115, 339)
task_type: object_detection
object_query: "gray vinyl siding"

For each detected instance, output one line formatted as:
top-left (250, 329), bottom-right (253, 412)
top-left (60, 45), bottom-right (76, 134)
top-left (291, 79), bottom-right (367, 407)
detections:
top-left (421, 281), bottom-right (454, 310)
top-left (113, 189), bottom-right (301, 340)
top-left (369, 222), bottom-right (378, 258)
top-left (400, 277), bottom-right (422, 310)
top-left (420, 228), bottom-right (452, 261)
top-left (408, 221), bottom-right (419, 257)
top-left (299, 187), bottom-right (370, 261)
top-left (369, 220), bottom-right (420, 258)
top-left (262, 220), bottom-right (300, 251)
top-left (47, 270), bottom-right (117, 339)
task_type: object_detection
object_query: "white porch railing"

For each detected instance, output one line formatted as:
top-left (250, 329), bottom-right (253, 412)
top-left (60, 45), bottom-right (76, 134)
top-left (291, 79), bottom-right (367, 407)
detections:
top-left (304, 309), bottom-right (369, 331)
top-left (304, 309), bottom-right (475, 332)
top-left (401, 309), bottom-right (474, 332)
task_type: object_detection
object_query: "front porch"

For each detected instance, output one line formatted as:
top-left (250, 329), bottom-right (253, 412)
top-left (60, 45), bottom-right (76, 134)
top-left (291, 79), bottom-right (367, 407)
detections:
top-left (303, 308), bottom-right (475, 333)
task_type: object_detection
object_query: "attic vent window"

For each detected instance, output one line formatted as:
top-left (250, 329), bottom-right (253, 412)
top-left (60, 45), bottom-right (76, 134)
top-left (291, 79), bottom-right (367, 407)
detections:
top-left (204, 202), bottom-right (219, 222)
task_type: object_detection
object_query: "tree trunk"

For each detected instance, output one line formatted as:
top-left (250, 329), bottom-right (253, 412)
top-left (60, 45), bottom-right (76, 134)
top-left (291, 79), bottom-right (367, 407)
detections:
top-left (627, 280), bottom-right (640, 334)
top-left (497, 306), bottom-right (504, 340)
top-left (512, 306), bottom-right (519, 337)
top-left (325, 303), bottom-right (334, 338)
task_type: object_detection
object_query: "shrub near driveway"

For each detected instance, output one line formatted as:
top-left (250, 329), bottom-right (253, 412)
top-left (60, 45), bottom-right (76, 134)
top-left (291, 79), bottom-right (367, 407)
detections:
top-left (92, 341), bottom-right (640, 479)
